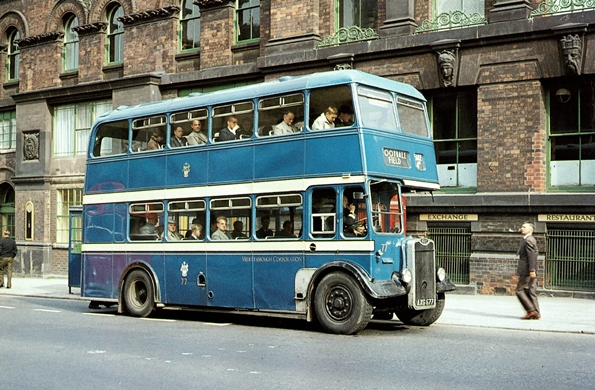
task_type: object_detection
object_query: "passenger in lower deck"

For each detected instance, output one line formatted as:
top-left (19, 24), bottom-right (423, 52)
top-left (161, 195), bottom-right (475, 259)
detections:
top-left (211, 216), bottom-right (232, 240)
top-left (275, 220), bottom-right (296, 238)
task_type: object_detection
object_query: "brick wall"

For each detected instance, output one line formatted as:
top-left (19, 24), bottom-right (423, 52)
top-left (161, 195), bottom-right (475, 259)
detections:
top-left (477, 80), bottom-right (546, 192)
top-left (200, 4), bottom-right (234, 69)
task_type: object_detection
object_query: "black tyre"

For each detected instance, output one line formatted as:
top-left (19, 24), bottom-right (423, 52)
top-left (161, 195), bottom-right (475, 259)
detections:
top-left (123, 269), bottom-right (155, 317)
top-left (395, 293), bottom-right (445, 326)
top-left (314, 272), bottom-right (373, 335)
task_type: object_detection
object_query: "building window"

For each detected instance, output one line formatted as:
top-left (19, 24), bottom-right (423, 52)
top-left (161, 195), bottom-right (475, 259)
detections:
top-left (180, 0), bottom-right (200, 51)
top-left (0, 111), bottom-right (16, 150)
top-left (54, 100), bottom-right (113, 157)
top-left (429, 88), bottom-right (477, 189)
top-left (6, 27), bottom-right (20, 81)
top-left (435, 0), bottom-right (485, 16)
top-left (57, 189), bottom-right (83, 244)
top-left (0, 183), bottom-right (15, 238)
top-left (549, 78), bottom-right (595, 188)
top-left (236, 0), bottom-right (260, 43)
top-left (63, 14), bottom-right (79, 72)
top-left (107, 3), bottom-right (124, 64)
top-left (337, 0), bottom-right (378, 30)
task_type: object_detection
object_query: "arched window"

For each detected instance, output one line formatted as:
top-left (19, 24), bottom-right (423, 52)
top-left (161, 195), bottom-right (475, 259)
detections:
top-left (63, 14), bottom-right (79, 72)
top-left (0, 182), bottom-right (15, 237)
top-left (6, 27), bottom-right (20, 81)
top-left (180, 0), bottom-right (200, 51)
top-left (107, 3), bottom-right (124, 64)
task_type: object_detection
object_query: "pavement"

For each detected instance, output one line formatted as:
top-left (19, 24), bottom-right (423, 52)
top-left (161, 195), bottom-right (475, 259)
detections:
top-left (1, 277), bottom-right (594, 335)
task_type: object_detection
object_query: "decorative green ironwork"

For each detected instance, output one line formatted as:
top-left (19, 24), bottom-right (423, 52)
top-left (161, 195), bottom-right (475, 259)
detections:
top-left (531, 0), bottom-right (595, 18)
top-left (414, 11), bottom-right (487, 34)
top-left (317, 26), bottom-right (379, 48)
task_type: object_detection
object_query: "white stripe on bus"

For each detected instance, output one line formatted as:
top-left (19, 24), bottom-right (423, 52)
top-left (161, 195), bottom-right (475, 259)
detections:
top-left (81, 240), bottom-right (375, 253)
top-left (83, 175), bottom-right (367, 205)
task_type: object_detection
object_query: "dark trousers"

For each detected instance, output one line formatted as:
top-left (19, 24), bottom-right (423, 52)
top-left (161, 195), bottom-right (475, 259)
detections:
top-left (516, 275), bottom-right (539, 314)
top-left (0, 257), bottom-right (13, 288)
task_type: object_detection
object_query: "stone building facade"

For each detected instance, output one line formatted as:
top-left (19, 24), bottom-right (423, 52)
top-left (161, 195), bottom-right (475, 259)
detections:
top-left (0, 0), bottom-right (593, 296)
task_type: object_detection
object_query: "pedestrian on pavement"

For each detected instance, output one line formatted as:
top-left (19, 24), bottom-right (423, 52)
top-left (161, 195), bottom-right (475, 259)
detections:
top-left (0, 230), bottom-right (17, 289)
top-left (516, 222), bottom-right (540, 320)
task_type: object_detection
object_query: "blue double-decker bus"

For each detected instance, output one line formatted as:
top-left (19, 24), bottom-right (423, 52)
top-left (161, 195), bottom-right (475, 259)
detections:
top-left (80, 70), bottom-right (455, 334)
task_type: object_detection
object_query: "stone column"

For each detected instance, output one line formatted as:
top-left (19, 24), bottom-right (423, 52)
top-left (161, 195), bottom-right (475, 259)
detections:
top-left (489, 0), bottom-right (532, 23)
top-left (379, 0), bottom-right (417, 37)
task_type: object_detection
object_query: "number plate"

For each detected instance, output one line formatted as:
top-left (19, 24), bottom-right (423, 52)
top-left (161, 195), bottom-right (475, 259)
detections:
top-left (416, 298), bottom-right (434, 306)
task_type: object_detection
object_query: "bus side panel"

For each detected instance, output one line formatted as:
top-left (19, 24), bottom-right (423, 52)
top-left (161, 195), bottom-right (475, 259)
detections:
top-left (305, 134), bottom-right (363, 176)
top-left (128, 155), bottom-right (167, 191)
top-left (85, 161), bottom-right (128, 194)
top-left (81, 253), bottom-right (114, 299)
top-left (208, 146), bottom-right (253, 184)
top-left (84, 204), bottom-right (115, 243)
top-left (165, 151), bottom-right (208, 187)
top-left (362, 133), bottom-right (439, 184)
top-left (164, 254), bottom-right (208, 306)
top-left (206, 253), bottom-right (253, 308)
top-left (254, 140), bottom-right (305, 181)
top-left (252, 252), bottom-right (304, 311)
top-left (123, 252), bottom-right (164, 297)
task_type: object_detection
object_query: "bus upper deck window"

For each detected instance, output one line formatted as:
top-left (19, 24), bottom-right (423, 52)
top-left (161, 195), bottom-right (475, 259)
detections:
top-left (357, 87), bottom-right (397, 132)
top-left (212, 102), bottom-right (254, 142)
top-left (93, 120), bottom-right (129, 157)
top-left (170, 109), bottom-right (208, 147)
top-left (132, 115), bottom-right (167, 152)
top-left (308, 86), bottom-right (354, 130)
top-left (258, 94), bottom-right (305, 137)
top-left (397, 97), bottom-right (429, 138)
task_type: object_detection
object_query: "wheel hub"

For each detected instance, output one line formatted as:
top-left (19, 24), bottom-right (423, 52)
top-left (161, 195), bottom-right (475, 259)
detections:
top-left (326, 287), bottom-right (352, 320)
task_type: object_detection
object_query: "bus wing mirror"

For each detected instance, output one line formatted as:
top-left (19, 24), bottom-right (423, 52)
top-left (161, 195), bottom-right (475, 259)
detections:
top-left (353, 192), bottom-right (365, 200)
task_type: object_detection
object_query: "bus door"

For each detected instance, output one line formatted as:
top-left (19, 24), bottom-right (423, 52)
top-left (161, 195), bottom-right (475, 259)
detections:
top-left (253, 194), bottom-right (304, 311)
top-left (369, 180), bottom-right (406, 280)
top-left (206, 197), bottom-right (254, 309)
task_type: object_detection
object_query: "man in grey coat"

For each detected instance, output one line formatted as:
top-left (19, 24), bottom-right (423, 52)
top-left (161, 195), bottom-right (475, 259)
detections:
top-left (516, 222), bottom-right (540, 320)
top-left (0, 230), bottom-right (17, 289)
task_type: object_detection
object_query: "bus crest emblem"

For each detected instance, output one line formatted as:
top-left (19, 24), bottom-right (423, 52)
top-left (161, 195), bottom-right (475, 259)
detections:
top-left (183, 163), bottom-right (190, 178)
top-left (180, 261), bottom-right (189, 285)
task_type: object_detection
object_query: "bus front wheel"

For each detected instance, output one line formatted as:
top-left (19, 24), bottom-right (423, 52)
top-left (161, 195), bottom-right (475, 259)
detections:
top-left (314, 272), bottom-right (373, 335)
top-left (123, 269), bottom-right (155, 317)
top-left (395, 293), bottom-right (445, 326)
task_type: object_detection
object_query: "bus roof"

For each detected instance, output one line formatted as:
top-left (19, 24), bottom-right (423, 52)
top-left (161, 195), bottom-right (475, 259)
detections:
top-left (94, 70), bottom-right (425, 125)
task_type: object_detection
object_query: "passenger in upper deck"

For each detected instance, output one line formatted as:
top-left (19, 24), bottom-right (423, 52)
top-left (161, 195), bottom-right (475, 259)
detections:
top-left (218, 116), bottom-right (240, 141)
top-left (171, 126), bottom-right (188, 147)
top-left (311, 107), bottom-right (338, 130)
top-left (147, 129), bottom-right (164, 150)
top-left (186, 119), bottom-right (207, 145)
top-left (273, 111), bottom-right (298, 135)
top-left (237, 118), bottom-right (254, 138)
top-left (186, 119), bottom-right (208, 145)
top-left (335, 105), bottom-right (354, 127)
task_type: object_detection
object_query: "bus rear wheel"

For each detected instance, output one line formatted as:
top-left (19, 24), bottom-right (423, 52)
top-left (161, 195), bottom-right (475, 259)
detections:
top-left (395, 293), bottom-right (445, 326)
top-left (123, 269), bottom-right (155, 317)
top-left (314, 272), bottom-right (372, 335)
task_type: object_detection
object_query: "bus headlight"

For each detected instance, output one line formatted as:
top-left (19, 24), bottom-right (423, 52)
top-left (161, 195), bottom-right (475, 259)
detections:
top-left (401, 268), bottom-right (412, 284)
top-left (437, 267), bottom-right (446, 282)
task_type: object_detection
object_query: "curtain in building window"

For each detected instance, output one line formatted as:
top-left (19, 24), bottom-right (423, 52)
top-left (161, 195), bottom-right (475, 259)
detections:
top-left (55, 106), bottom-right (76, 157)
top-left (0, 111), bottom-right (16, 150)
top-left (436, 0), bottom-right (485, 15)
top-left (338, 0), bottom-right (377, 30)
top-left (7, 28), bottom-right (20, 81)
top-left (181, 0), bottom-right (200, 50)
top-left (64, 15), bottom-right (79, 72)
top-left (108, 5), bottom-right (124, 63)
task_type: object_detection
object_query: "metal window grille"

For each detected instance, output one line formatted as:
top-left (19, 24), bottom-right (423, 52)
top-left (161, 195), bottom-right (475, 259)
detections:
top-left (428, 227), bottom-right (471, 284)
top-left (546, 229), bottom-right (595, 291)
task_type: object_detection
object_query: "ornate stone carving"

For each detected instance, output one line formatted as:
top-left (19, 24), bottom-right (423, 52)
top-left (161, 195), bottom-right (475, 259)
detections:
top-left (16, 32), bottom-right (63, 49)
top-left (561, 34), bottom-right (582, 75)
top-left (118, 5), bottom-right (181, 26)
top-left (437, 49), bottom-right (457, 87)
top-left (73, 22), bottom-right (108, 36)
top-left (318, 26), bottom-right (379, 48)
top-left (334, 63), bottom-right (352, 71)
top-left (23, 131), bottom-right (40, 161)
